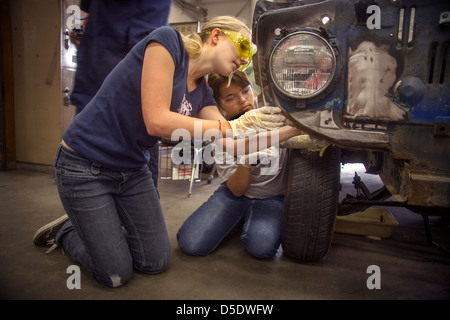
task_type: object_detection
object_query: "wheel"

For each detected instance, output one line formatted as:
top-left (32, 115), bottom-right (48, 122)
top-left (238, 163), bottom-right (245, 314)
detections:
top-left (282, 146), bottom-right (341, 262)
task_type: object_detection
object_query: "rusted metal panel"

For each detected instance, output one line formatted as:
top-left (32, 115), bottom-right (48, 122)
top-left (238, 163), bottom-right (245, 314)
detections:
top-left (253, 0), bottom-right (450, 213)
top-left (408, 174), bottom-right (450, 208)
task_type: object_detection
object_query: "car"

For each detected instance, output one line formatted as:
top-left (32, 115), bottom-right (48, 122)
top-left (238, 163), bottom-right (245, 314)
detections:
top-left (251, 0), bottom-right (450, 261)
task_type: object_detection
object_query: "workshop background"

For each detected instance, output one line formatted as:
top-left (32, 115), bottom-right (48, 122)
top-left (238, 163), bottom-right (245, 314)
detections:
top-left (0, 0), bottom-right (449, 301)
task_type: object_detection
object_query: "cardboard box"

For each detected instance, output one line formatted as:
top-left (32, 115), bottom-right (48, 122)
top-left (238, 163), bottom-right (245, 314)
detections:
top-left (334, 207), bottom-right (398, 238)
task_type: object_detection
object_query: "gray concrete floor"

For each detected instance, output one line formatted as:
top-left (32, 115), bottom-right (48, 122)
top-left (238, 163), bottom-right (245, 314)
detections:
top-left (0, 163), bottom-right (449, 300)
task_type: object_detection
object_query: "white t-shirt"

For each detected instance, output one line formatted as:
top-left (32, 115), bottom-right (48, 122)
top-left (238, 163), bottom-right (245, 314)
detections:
top-left (214, 145), bottom-right (288, 199)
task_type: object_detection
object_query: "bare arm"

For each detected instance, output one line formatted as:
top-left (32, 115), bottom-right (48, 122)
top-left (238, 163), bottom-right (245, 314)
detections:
top-left (226, 166), bottom-right (252, 197)
top-left (141, 42), bottom-right (229, 138)
top-left (222, 126), bottom-right (301, 197)
top-left (215, 125), bottom-right (302, 156)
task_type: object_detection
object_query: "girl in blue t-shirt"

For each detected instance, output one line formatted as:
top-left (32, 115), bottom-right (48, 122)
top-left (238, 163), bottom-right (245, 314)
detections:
top-left (33, 16), bottom-right (302, 288)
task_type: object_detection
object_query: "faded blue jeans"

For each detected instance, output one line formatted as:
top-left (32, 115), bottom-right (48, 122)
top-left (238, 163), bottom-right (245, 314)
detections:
top-left (54, 144), bottom-right (171, 288)
top-left (177, 184), bottom-right (284, 258)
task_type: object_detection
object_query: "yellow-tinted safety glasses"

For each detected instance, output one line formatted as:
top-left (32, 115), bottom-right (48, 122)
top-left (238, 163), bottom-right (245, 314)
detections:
top-left (208, 29), bottom-right (254, 71)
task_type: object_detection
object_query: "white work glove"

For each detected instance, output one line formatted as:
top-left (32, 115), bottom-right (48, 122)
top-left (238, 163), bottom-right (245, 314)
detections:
top-left (280, 134), bottom-right (330, 156)
top-left (238, 145), bottom-right (279, 168)
top-left (229, 106), bottom-right (286, 137)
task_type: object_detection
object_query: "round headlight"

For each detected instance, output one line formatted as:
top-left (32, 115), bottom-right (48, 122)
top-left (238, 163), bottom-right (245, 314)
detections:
top-left (269, 31), bottom-right (336, 99)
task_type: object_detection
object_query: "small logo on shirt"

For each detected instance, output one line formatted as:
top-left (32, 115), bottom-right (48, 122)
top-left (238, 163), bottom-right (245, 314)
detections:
top-left (177, 95), bottom-right (192, 116)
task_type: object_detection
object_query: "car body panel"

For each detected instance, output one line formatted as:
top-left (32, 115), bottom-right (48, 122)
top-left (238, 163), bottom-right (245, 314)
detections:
top-left (252, 0), bottom-right (450, 211)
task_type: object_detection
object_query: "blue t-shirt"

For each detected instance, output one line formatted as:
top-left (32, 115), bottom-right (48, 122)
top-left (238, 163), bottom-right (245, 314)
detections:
top-left (63, 27), bottom-right (217, 171)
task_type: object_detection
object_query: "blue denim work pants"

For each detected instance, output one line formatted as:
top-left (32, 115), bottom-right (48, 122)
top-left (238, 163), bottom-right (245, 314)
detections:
top-left (177, 184), bottom-right (284, 259)
top-left (54, 144), bottom-right (171, 287)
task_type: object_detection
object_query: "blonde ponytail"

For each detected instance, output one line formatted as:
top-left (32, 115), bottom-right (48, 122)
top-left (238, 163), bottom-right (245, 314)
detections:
top-left (181, 16), bottom-right (250, 58)
top-left (181, 33), bottom-right (203, 58)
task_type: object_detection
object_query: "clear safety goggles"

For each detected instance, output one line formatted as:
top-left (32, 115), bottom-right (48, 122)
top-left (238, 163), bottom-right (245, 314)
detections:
top-left (221, 85), bottom-right (253, 105)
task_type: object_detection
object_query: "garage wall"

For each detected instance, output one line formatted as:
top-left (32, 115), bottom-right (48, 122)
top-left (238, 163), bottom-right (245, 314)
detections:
top-left (169, 0), bottom-right (256, 26)
top-left (7, 0), bottom-right (258, 168)
top-left (9, 0), bottom-right (62, 167)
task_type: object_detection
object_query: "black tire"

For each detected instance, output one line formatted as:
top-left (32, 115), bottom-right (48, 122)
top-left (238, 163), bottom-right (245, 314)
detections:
top-left (282, 146), bottom-right (341, 262)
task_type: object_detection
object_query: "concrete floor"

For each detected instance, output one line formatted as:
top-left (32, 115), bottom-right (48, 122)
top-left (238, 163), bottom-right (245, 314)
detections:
top-left (0, 163), bottom-right (449, 300)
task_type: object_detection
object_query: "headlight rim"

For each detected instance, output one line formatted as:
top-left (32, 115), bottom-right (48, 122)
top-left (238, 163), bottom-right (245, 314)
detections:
top-left (269, 30), bottom-right (337, 100)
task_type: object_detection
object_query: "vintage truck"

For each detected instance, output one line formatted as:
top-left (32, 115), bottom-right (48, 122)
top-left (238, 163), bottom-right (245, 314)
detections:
top-left (251, 0), bottom-right (449, 261)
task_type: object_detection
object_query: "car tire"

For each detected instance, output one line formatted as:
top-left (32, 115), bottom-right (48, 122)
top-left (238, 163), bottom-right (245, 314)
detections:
top-left (282, 146), bottom-right (341, 262)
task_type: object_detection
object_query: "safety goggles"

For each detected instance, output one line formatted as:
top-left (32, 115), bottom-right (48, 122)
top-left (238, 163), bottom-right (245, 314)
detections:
top-left (208, 29), bottom-right (254, 71)
top-left (221, 85), bottom-right (253, 106)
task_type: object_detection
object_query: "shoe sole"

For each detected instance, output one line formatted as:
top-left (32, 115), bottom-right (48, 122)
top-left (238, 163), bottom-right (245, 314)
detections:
top-left (32, 215), bottom-right (69, 246)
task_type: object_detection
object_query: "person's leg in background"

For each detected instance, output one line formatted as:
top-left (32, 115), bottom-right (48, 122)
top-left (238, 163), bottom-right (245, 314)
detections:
top-left (148, 142), bottom-right (159, 189)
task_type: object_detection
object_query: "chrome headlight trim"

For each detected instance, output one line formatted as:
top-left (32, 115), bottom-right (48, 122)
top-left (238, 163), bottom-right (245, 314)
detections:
top-left (269, 31), bottom-right (337, 100)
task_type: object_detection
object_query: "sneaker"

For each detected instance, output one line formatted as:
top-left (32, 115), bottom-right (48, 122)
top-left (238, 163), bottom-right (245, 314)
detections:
top-left (33, 214), bottom-right (69, 250)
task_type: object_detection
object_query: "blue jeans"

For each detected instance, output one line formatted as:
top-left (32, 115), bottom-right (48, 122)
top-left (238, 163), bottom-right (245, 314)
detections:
top-left (177, 184), bottom-right (284, 259)
top-left (54, 144), bottom-right (171, 288)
